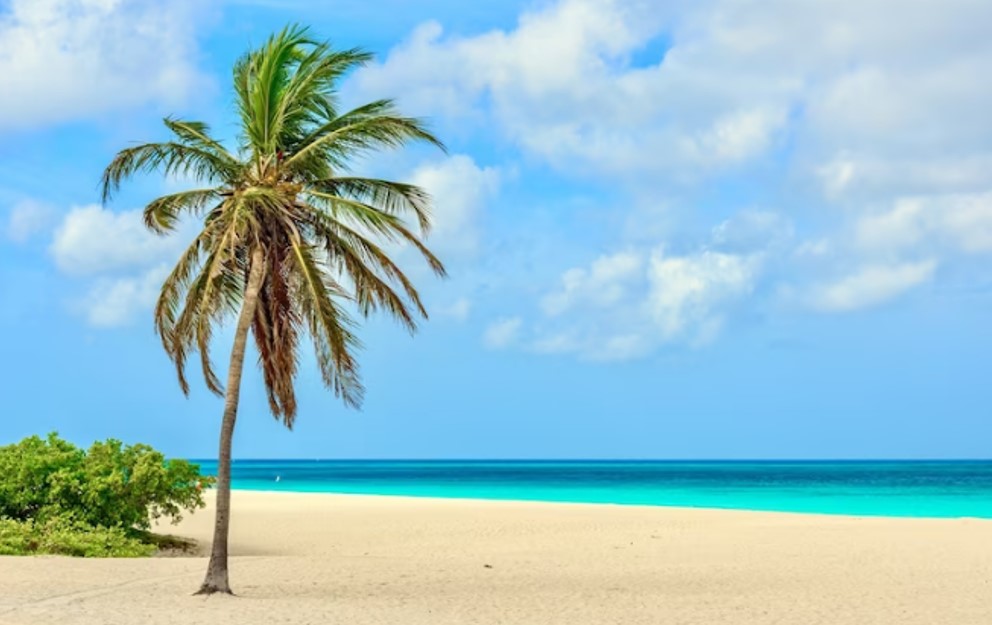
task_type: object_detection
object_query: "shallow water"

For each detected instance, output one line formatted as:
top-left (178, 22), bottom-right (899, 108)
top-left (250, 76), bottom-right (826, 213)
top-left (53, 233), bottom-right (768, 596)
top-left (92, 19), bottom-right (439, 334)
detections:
top-left (192, 460), bottom-right (992, 518)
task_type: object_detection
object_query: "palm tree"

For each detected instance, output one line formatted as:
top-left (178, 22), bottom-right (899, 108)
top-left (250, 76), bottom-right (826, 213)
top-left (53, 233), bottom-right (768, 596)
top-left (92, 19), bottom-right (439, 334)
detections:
top-left (101, 25), bottom-right (446, 595)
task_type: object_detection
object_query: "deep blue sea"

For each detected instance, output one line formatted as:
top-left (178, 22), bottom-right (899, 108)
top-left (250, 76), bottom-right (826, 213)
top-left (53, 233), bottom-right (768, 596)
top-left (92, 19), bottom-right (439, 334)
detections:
top-left (193, 460), bottom-right (992, 518)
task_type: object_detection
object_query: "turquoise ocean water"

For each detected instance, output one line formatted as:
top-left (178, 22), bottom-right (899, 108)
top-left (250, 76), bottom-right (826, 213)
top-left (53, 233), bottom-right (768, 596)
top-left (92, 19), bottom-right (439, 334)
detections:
top-left (193, 460), bottom-right (992, 518)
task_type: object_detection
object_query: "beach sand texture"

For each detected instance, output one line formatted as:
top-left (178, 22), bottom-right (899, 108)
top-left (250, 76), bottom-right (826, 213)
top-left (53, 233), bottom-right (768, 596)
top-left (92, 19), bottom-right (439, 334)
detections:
top-left (1, 490), bottom-right (991, 624)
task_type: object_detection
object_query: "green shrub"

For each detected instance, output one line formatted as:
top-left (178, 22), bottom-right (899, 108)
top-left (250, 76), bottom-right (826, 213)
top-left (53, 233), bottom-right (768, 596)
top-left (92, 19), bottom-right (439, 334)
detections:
top-left (35, 518), bottom-right (156, 557)
top-left (0, 518), bottom-right (34, 555)
top-left (0, 434), bottom-right (84, 524)
top-left (0, 518), bottom-right (154, 557)
top-left (0, 433), bottom-right (213, 531)
top-left (0, 433), bottom-right (214, 557)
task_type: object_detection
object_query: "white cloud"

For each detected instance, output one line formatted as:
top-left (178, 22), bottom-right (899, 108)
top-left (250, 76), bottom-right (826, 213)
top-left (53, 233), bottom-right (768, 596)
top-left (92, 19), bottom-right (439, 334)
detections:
top-left (79, 264), bottom-right (170, 327)
top-left (514, 208), bottom-right (793, 361)
top-left (482, 317), bottom-right (522, 349)
top-left (353, 2), bottom-right (661, 120)
top-left (856, 193), bottom-right (992, 256)
top-left (352, 0), bottom-right (751, 177)
top-left (541, 250), bottom-right (643, 316)
top-left (855, 199), bottom-right (929, 254)
top-left (349, 0), bottom-right (984, 183)
top-left (407, 155), bottom-right (500, 261)
top-left (5, 199), bottom-right (55, 243)
top-left (526, 244), bottom-right (762, 361)
top-left (50, 205), bottom-right (190, 327)
top-left (50, 205), bottom-right (183, 275)
top-left (0, 0), bottom-right (209, 130)
top-left (353, 0), bottom-right (992, 220)
top-left (355, 0), bottom-right (992, 361)
top-left (809, 260), bottom-right (937, 313)
top-left (688, 107), bottom-right (788, 166)
top-left (645, 249), bottom-right (759, 342)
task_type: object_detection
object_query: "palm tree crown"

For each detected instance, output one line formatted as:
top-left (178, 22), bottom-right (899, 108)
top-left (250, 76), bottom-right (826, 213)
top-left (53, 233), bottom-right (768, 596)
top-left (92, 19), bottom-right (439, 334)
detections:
top-left (102, 25), bottom-right (446, 427)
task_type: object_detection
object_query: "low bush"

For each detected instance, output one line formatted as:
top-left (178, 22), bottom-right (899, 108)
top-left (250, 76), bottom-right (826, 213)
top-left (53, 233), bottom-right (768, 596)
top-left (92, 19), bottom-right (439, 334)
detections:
top-left (0, 433), bottom-right (213, 557)
top-left (0, 518), bottom-right (154, 557)
top-left (0, 518), bottom-right (33, 555)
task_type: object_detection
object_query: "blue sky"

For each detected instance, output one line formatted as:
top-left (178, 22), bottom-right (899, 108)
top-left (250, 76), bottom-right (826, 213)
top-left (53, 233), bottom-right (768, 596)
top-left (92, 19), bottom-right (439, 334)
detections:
top-left (1, 0), bottom-right (991, 459)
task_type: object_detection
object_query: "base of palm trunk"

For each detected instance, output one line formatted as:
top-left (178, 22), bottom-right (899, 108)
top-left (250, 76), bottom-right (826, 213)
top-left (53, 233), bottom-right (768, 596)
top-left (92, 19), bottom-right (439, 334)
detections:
top-left (195, 558), bottom-right (233, 595)
top-left (195, 581), bottom-right (234, 596)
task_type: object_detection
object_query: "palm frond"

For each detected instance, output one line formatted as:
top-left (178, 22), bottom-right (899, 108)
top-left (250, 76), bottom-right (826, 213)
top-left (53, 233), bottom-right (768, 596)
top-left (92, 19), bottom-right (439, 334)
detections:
top-left (310, 177), bottom-right (434, 233)
top-left (235, 24), bottom-right (315, 154)
top-left (143, 189), bottom-right (219, 234)
top-left (286, 228), bottom-right (364, 408)
top-left (283, 100), bottom-right (445, 174)
top-left (301, 202), bottom-right (430, 323)
top-left (307, 192), bottom-right (447, 276)
top-left (101, 142), bottom-right (239, 203)
top-left (166, 204), bottom-right (248, 396)
top-left (273, 45), bottom-right (373, 146)
top-left (252, 239), bottom-right (302, 424)
top-left (154, 229), bottom-right (212, 394)
top-left (163, 118), bottom-right (240, 163)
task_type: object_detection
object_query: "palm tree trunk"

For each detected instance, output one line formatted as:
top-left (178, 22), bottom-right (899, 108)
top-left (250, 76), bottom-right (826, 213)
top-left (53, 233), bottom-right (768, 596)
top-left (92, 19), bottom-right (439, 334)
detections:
top-left (197, 247), bottom-right (266, 595)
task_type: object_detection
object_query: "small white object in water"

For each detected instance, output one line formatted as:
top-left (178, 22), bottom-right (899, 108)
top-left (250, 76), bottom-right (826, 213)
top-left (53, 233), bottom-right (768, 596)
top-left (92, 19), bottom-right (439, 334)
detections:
top-left (275, 475), bottom-right (281, 482)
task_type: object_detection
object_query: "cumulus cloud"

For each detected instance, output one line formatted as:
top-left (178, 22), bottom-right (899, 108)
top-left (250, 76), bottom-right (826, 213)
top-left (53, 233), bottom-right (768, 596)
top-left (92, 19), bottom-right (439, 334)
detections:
top-left (353, 0), bottom-right (768, 177)
top-left (50, 205), bottom-right (189, 327)
top-left (530, 243), bottom-right (762, 361)
top-left (352, 0), bottom-right (992, 218)
top-left (541, 250), bottom-right (643, 316)
top-left (29, 0), bottom-right (992, 342)
top-left (855, 193), bottom-right (992, 256)
top-left (408, 155), bottom-right (500, 260)
top-left (687, 107), bottom-right (788, 166)
top-left (809, 260), bottom-right (937, 312)
top-left (645, 250), bottom-right (759, 342)
top-left (492, 205), bottom-right (798, 361)
top-left (355, 0), bottom-right (992, 358)
top-left (0, 0), bottom-right (209, 130)
top-left (352, 0), bottom-right (992, 184)
top-left (79, 264), bottom-right (171, 327)
top-left (50, 205), bottom-right (184, 275)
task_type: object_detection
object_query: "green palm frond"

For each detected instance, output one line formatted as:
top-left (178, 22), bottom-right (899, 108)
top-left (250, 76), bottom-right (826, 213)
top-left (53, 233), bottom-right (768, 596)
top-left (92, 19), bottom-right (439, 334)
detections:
top-left (143, 189), bottom-right (220, 234)
top-left (101, 142), bottom-right (240, 202)
top-left (307, 192), bottom-right (447, 276)
top-left (287, 231), bottom-right (364, 409)
top-left (164, 118), bottom-right (240, 163)
top-left (272, 45), bottom-right (373, 146)
top-left (284, 100), bottom-right (445, 174)
top-left (300, 202), bottom-right (426, 328)
top-left (311, 177), bottom-right (434, 233)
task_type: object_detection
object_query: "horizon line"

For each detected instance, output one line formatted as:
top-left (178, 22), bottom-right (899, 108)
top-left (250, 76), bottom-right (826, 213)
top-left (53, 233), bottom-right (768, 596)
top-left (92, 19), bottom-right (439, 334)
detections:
top-left (186, 457), bottom-right (992, 463)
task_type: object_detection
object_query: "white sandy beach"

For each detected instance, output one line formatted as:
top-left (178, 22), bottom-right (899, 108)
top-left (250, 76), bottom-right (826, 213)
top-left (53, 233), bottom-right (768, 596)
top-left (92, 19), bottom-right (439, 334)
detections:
top-left (1, 490), bottom-right (991, 624)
